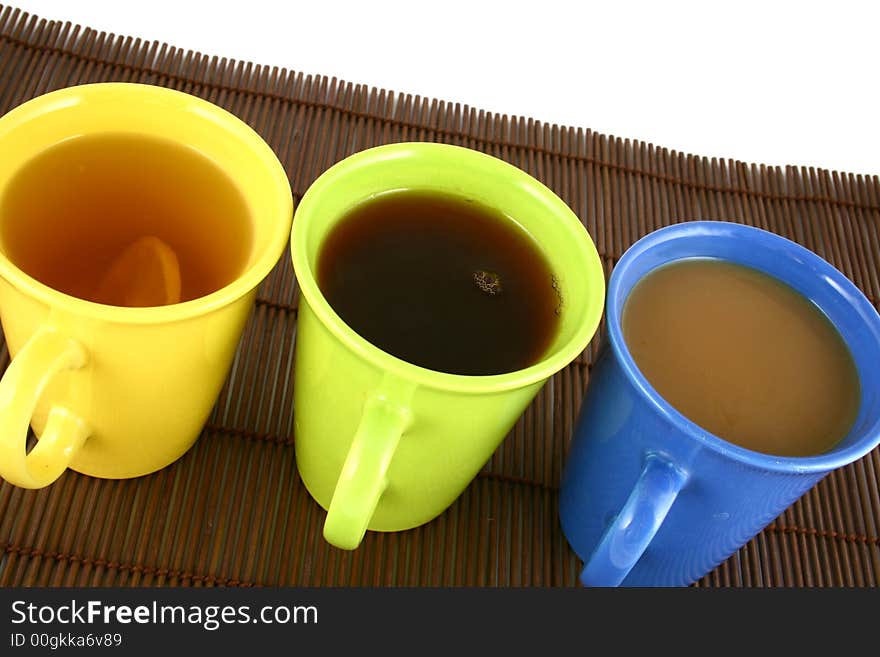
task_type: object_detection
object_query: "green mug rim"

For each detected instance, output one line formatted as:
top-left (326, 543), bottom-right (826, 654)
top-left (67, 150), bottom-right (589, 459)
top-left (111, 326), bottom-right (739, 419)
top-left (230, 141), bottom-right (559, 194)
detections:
top-left (291, 142), bottom-right (605, 394)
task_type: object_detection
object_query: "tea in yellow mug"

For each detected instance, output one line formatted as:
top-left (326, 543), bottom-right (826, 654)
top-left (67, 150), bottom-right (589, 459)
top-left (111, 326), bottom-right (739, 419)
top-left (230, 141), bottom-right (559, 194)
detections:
top-left (0, 83), bottom-right (293, 488)
top-left (292, 142), bottom-right (606, 550)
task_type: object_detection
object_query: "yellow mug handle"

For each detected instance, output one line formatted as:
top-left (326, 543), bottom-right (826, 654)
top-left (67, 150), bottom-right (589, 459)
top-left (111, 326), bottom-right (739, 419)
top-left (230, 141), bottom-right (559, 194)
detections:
top-left (0, 329), bottom-right (91, 488)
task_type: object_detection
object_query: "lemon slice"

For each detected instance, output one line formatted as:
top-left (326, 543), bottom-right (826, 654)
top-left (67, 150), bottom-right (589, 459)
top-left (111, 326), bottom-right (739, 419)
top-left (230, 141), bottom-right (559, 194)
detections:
top-left (94, 236), bottom-right (182, 307)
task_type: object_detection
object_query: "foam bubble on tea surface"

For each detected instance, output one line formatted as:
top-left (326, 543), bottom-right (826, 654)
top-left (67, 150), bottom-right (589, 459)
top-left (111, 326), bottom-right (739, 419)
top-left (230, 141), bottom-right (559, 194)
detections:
top-left (94, 236), bottom-right (182, 307)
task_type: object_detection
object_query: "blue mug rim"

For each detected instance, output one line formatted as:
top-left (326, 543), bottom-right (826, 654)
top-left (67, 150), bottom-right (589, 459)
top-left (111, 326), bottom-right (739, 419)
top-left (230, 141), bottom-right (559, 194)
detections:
top-left (606, 220), bottom-right (880, 474)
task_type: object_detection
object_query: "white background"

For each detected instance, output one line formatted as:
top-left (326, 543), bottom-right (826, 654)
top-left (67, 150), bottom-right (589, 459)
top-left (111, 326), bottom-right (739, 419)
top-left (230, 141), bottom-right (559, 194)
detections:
top-left (9, 0), bottom-right (880, 175)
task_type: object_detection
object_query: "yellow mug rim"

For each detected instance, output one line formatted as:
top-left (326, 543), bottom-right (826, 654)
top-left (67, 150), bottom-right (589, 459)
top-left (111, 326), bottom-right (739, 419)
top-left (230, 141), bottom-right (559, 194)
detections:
top-left (0, 83), bottom-right (292, 325)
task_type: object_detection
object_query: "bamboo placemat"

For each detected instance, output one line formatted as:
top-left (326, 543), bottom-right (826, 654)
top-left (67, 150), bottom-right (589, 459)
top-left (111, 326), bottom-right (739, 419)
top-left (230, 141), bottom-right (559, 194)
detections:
top-left (0, 4), bottom-right (878, 587)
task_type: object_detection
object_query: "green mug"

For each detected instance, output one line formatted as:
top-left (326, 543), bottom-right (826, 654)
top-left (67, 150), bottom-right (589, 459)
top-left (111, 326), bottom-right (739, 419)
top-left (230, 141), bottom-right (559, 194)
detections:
top-left (291, 142), bottom-right (605, 550)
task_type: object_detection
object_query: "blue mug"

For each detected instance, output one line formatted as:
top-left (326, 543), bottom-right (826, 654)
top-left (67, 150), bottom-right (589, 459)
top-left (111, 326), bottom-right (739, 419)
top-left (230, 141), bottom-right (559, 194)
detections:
top-left (559, 221), bottom-right (880, 587)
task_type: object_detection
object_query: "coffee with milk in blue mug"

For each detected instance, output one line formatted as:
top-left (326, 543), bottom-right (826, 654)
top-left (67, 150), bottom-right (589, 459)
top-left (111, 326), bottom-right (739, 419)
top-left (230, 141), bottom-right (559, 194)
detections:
top-left (559, 221), bottom-right (880, 587)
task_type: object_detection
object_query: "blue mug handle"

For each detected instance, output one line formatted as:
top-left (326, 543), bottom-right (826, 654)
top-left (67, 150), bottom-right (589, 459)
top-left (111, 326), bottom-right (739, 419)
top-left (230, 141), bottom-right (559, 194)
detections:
top-left (580, 453), bottom-right (688, 587)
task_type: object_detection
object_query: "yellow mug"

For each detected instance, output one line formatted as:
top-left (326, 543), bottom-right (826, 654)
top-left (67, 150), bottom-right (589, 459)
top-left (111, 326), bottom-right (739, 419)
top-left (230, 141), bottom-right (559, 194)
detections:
top-left (0, 83), bottom-right (293, 488)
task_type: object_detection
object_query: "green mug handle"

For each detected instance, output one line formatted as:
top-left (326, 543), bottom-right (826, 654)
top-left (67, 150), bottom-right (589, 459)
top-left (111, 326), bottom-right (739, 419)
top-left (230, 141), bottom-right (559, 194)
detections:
top-left (323, 392), bottom-right (414, 550)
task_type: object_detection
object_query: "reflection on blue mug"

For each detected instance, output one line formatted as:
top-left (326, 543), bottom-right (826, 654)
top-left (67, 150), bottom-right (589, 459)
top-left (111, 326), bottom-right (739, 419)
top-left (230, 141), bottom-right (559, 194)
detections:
top-left (559, 221), bottom-right (880, 587)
